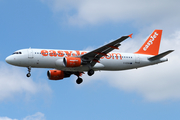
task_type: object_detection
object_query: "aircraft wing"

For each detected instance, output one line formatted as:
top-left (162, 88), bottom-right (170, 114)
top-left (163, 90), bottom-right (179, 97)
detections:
top-left (80, 34), bottom-right (132, 66)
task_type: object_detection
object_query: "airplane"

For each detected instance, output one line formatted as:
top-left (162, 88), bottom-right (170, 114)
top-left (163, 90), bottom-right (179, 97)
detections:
top-left (5, 30), bottom-right (173, 84)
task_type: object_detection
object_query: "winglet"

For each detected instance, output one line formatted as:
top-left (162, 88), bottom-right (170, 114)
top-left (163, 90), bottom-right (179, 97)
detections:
top-left (128, 34), bottom-right (133, 38)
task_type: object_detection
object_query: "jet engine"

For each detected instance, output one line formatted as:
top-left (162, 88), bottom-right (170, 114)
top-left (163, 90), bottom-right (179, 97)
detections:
top-left (63, 57), bottom-right (82, 67)
top-left (47, 70), bottom-right (71, 80)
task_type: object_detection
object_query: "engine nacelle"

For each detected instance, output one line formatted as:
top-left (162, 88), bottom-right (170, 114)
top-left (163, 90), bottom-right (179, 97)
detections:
top-left (63, 57), bottom-right (82, 67)
top-left (47, 70), bottom-right (64, 80)
top-left (47, 70), bottom-right (71, 80)
top-left (55, 59), bottom-right (64, 67)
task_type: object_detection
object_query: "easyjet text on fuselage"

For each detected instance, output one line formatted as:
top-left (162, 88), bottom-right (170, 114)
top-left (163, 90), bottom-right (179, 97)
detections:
top-left (41, 50), bottom-right (122, 60)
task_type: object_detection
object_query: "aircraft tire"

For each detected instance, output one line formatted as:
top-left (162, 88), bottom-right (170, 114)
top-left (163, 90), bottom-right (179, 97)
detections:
top-left (88, 69), bottom-right (94, 76)
top-left (26, 73), bottom-right (31, 77)
top-left (76, 78), bottom-right (83, 84)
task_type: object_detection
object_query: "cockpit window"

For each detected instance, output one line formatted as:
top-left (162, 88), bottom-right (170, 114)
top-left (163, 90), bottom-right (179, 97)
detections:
top-left (12, 52), bottom-right (22, 55)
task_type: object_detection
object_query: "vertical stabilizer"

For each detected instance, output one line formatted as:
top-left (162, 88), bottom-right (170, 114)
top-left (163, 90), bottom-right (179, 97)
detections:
top-left (135, 30), bottom-right (162, 55)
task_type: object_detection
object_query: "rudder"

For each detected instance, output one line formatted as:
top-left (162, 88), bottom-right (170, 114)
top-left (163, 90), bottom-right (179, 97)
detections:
top-left (135, 30), bottom-right (162, 55)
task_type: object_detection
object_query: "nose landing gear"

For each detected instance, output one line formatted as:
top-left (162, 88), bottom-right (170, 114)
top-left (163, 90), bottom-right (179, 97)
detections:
top-left (26, 67), bottom-right (31, 77)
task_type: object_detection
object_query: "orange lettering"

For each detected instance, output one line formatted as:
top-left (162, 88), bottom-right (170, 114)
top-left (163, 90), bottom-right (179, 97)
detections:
top-left (57, 51), bottom-right (64, 57)
top-left (49, 50), bottom-right (57, 57)
top-left (41, 50), bottom-right (48, 56)
top-left (105, 53), bottom-right (111, 59)
top-left (111, 53), bottom-right (122, 60)
top-left (81, 52), bottom-right (87, 55)
top-left (75, 51), bottom-right (81, 56)
top-left (64, 51), bottom-right (72, 57)
top-left (72, 53), bottom-right (76, 56)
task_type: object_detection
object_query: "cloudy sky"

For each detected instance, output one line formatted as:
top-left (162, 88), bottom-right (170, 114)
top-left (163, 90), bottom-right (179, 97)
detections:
top-left (0, 0), bottom-right (180, 119)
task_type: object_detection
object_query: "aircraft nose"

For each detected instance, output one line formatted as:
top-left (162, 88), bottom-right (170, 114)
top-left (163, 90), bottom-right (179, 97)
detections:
top-left (5, 56), bottom-right (13, 64)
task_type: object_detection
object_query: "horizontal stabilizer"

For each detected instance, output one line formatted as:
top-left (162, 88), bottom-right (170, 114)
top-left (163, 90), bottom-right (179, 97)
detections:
top-left (148, 50), bottom-right (174, 61)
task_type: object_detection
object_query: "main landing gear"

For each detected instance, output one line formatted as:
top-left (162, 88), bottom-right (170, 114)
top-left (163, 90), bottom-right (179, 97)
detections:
top-left (26, 67), bottom-right (31, 77)
top-left (88, 69), bottom-right (94, 76)
top-left (76, 77), bottom-right (83, 84)
top-left (75, 69), bottom-right (95, 84)
top-left (75, 72), bottom-right (83, 84)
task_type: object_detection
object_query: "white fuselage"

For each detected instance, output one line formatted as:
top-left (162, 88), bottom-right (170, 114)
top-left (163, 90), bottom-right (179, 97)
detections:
top-left (5, 48), bottom-right (168, 72)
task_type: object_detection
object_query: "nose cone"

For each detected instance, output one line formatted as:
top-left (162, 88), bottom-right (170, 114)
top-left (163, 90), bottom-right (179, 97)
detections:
top-left (5, 56), bottom-right (13, 64)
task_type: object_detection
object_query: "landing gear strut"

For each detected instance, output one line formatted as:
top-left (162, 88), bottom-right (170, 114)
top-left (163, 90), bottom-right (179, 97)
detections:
top-left (26, 67), bottom-right (31, 77)
top-left (88, 69), bottom-right (94, 76)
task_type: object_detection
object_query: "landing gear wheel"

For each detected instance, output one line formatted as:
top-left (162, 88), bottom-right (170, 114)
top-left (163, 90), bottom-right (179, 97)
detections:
top-left (76, 78), bottom-right (83, 84)
top-left (88, 69), bottom-right (94, 76)
top-left (26, 73), bottom-right (31, 77)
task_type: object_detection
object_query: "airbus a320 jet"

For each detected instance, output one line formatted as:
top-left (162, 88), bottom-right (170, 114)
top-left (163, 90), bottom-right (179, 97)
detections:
top-left (6, 30), bottom-right (173, 84)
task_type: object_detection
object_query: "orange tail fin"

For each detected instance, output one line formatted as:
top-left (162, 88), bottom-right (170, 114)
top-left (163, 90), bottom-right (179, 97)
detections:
top-left (135, 30), bottom-right (162, 55)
